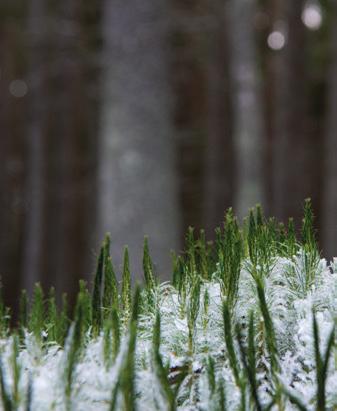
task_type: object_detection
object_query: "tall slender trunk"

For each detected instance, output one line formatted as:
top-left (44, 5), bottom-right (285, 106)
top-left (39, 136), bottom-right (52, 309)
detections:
top-left (21, 0), bottom-right (46, 294)
top-left (322, 0), bottom-right (337, 259)
top-left (44, 0), bottom-right (101, 297)
top-left (170, 0), bottom-right (209, 234)
top-left (0, 2), bottom-right (28, 310)
top-left (98, 0), bottom-right (179, 277)
top-left (226, 0), bottom-right (265, 219)
top-left (204, 1), bottom-right (234, 233)
top-left (271, 0), bottom-right (311, 223)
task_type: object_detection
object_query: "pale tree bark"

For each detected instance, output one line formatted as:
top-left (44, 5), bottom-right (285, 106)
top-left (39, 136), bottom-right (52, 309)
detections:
top-left (226, 0), bottom-right (266, 219)
top-left (322, 0), bottom-right (337, 259)
top-left (98, 0), bottom-right (180, 278)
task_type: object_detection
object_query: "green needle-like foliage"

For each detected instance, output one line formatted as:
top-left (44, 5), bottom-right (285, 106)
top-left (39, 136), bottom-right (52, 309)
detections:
top-left (143, 237), bottom-right (156, 291)
top-left (302, 199), bottom-right (316, 251)
top-left (92, 244), bottom-right (105, 330)
top-left (119, 286), bottom-right (140, 411)
top-left (219, 208), bottom-right (242, 308)
top-left (153, 312), bottom-right (176, 411)
top-left (46, 287), bottom-right (58, 343)
top-left (58, 293), bottom-right (70, 346)
top-left (64, 290), bottom-right (86, 408)
top-left (121, 247), bottom-right (132, 321)
top-left (186, 227), bottom-right (197, 277)
top-left (104, 306), bottom-right (121, 368)
top-left (187, 276), bottom-right (200, 356)
top-left (0, 201), bottom-right (334, 410)
top-left (287, 218), bottom-right (298, 257)
top-left (256, 277), bottom-right (279, 376)
top-left (103, 256), bottom-right (118, 316)
top-left (222, 301), bottom-right (241, 387)
top-left (198, 230), bottom-right (209, 280)
top-left (237, 312), bottom-right (263, 411)
top-left (313, 312), bottom-right (335, 411)
top-left (28, 283), bottom-right (44, 341)
top-left (18, 289), bottom-right (28, 329)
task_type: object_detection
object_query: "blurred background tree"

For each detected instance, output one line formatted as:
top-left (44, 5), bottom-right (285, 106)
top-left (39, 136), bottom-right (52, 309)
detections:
top-left (0, 0), bottom-right (335, 310)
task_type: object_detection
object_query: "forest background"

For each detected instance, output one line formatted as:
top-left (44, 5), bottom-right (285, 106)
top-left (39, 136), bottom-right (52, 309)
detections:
top-left (1, 0), bottom-right (336, 312)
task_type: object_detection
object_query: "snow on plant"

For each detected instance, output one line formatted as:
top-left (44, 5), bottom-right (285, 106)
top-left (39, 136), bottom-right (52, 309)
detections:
top-left (0, 199), bottom-right (337, 410)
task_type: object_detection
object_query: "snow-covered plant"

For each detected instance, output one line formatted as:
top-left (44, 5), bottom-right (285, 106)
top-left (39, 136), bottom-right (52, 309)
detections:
top-left (1, 199), bottom-right (337, 410)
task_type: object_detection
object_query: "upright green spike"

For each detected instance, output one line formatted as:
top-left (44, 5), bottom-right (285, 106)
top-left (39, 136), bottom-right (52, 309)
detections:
top-left (255, 278), bottom-right (279, 375)
top-left (198, 230), bottom-right (209, 280)
top-left (28, 283), bottom-right (44, 341)
top-left (222, 208), bottom-right (242, 309)
top-left (18, 289), bottom-right (29, 339)
top-left (187, 277), bottom-right (200, 356)
top-left (222, 301), bottom-right (240, 386)
top-left (301, 198), bottom-right (316, 250)
top-left (171, 251), bottom-right (180, 289)
top-left (103, 256), bottom-right (118, 316)
top-left (58, 293), bottom-right (70, 346)
top-left (79, 281), bottom-right (92, 336)
top-left (173, 255), bottom-right (185, 295)
top-left (186, 227), bottom-right (196, 276)
top-left (103, 308), bottom-right (121, 370)
top-left (287, 218), bottom-right (297, 257)
top-left (46, 287), bottom-right (58, 343)
top-left (120, 287), bottom-right (140, 411)
top-left (143, 236), bottom-right (156, 291)
top-left (152, 312), bottom-right (176, 411)
top-left (313, 311), bottom-right (334, 411)
top-left (255, 204), bottom-right (264, 228)
top-left (207, 356), bottom-right (216, 395)
top-left (102, 234), bottom-right (118, 313)
top-left (121, 247), bottom-right (132, 319)
top-left (237, 312), bottom-right (262, 411)
top-left (92, 245), bottom-right (104, 330)
top-left (217, 378), bottom-right (226, 411)
top-left (111, 307), bottom-right (120, 361)
top-left (103, 318), bottom-right (113, 370)
top-left (247, 209), bottom-right (257, 266)
top-left (65, 290), bottom-right (86, 408)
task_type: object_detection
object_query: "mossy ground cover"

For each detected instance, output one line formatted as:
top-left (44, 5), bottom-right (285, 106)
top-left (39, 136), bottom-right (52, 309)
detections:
top-left (0, 200), bottom-right (337, 410)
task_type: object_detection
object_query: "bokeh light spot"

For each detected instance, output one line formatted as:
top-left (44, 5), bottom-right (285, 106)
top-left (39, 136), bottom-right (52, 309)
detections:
top-left (302, 1), bottom-right (322, 30)
top-left (267, 31), bottom-right (285, 50)
top-left (9, 79), bottom-right (28, 98)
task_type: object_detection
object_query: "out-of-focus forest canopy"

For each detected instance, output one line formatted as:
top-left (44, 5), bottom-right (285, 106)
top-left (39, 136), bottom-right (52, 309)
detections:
top-left (0, 0), bottom-right (336, 310)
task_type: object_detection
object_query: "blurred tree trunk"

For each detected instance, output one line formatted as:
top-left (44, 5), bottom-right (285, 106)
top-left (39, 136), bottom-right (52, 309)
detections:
top-left (0, 1), bottom-right (28, 310)
top-left (45, 1), bottom-right (101, 297)
top-left (204, 1), bottom-right (234, 233)
top-left (22, 0), bottom-right (101, 299)
top-left (22, 0), bottom-right (46, 294)
top-left (322, 1), bottom-right (337, 259)
top-left (98, 0), bottom-right (179, 277)
top-left (170, 0), bottom-right (209, 234)
top-left (270, 0), bottom-right (313, 223)
top-left (226, 0), bottom-right (265, 219)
